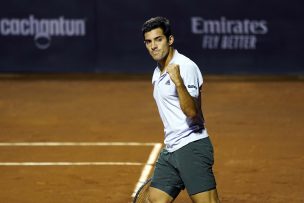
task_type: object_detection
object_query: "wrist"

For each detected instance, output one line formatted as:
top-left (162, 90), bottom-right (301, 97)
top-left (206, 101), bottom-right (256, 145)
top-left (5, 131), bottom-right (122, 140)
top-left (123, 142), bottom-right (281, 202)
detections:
top-left (173, 76), bottom-right (184, 87)
top-left (174, 81), bottom-right (184, 88)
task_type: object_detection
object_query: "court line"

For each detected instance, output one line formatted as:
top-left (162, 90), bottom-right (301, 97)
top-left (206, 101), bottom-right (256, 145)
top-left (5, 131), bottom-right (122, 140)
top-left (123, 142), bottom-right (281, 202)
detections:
top-left (0, 162), bottom-right (151, 166)
top-left (131, 143), bottom-right (162, 198)
top-left (0, 141), bottom-right (162, 199)
top-left (0, 142), bottom-right (159, 146)
top-left (0, 142), bottom-right (161, 167)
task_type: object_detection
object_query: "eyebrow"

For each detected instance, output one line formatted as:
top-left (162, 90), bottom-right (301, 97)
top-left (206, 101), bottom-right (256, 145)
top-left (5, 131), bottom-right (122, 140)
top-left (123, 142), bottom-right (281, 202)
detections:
top-left (144, 35), bottom-right (164, 42)
top-left (155, 36), bottom-right (163, 40)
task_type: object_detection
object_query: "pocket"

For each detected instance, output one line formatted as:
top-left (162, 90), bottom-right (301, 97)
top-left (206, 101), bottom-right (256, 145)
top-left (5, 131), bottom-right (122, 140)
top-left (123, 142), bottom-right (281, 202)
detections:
top-left (192, 138), bottom-right (214, 165)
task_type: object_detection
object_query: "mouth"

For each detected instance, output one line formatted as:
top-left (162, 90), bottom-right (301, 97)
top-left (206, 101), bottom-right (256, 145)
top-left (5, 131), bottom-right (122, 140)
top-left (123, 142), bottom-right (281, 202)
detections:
top-left (152, 51), bottom-right (160, 56)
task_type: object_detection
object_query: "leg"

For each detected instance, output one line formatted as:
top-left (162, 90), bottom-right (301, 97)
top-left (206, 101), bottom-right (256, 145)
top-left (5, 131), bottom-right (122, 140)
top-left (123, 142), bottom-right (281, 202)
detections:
top-left (148, 149), bottom-right (183, 202)
top-left (190, 188), bottom-right (220, 203)
top-left (174, 138), bottom-right (219, 203)
top-left (147, 187), bottom-right (174, 203)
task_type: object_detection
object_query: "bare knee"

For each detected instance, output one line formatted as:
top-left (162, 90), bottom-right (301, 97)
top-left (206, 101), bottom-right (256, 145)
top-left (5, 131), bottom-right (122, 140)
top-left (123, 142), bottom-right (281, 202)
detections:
top-left (147, 195), bottom-right (166, 203)
top-left (147, 187), bottom-right (173, 203)
top-left (190, 188), bottom-right (220, 203)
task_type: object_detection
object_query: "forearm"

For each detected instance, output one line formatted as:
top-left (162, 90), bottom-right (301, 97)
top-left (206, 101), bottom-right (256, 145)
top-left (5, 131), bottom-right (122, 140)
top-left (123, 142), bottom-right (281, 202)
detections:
top-left (175, 82), bottom-right (197, 119)
top-left (166, 63), bottom-right (198, 119)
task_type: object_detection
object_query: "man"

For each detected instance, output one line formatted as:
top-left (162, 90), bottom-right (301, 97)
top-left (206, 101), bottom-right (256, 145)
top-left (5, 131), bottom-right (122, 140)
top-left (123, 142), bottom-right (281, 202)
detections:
top-left (142, 17), bottom-right (220, 203)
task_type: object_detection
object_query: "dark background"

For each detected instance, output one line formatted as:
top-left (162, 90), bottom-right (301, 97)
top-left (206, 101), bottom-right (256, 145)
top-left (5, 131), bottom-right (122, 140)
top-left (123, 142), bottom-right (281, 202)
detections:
top-left (0, 0), bottom-right (303, 74)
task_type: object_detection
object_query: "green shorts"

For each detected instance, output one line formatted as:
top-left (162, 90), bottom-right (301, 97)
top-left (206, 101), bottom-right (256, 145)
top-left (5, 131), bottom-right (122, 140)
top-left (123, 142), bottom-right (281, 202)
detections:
top-left (150, 137), bottom-right (216, 198)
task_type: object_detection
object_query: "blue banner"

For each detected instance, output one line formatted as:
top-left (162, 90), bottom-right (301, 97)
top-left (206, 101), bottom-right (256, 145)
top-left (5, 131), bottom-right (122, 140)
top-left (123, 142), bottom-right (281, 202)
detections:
top-left (0, 0), bottom-right (303, 74)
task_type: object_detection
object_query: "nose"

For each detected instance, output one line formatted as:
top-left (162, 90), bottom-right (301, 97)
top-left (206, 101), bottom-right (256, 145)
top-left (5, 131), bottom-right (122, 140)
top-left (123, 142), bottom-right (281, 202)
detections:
top-left (151, 41), bottom-right (157, 50)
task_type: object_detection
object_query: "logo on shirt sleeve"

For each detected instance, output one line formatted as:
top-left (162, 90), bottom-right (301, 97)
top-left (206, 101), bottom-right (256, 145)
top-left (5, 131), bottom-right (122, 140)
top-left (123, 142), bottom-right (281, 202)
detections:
top-left (165, 80), bottom-right (171, 85)
top-left (187, 85), bottom-right (197, 89)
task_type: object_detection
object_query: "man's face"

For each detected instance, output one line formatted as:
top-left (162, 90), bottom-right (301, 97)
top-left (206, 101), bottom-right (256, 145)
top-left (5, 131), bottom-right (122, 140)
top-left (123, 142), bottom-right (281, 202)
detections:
top-left (144, 28), bottom-right (173, 62)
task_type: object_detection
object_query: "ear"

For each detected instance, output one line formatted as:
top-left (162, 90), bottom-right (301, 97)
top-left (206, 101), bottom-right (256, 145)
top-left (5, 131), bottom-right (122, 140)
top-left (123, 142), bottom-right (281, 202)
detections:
top-left (168, 35), bottom-right (174, 46)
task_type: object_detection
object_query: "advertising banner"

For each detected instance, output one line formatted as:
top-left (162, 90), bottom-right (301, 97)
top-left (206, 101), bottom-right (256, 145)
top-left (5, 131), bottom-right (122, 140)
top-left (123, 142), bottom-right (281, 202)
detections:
top-left (0, 0), bottom-right (303, 74)
top-left (0, 1), bottom-right (97, 72)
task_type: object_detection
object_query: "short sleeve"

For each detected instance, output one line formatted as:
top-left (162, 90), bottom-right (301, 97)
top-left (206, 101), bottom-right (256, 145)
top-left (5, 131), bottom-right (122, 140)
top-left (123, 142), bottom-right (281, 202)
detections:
top-left (180, 64), bottom-right (203, 98)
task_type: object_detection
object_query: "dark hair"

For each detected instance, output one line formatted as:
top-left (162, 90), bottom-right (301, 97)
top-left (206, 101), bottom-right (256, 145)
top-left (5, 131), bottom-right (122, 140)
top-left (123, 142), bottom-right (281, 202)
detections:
top-left (142, 16), bottom-right (172, 40)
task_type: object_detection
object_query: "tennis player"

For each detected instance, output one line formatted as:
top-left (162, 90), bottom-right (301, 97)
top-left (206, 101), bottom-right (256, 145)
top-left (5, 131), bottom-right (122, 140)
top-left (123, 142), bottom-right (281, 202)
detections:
top-left (142, 17), bottom-right (220, 203)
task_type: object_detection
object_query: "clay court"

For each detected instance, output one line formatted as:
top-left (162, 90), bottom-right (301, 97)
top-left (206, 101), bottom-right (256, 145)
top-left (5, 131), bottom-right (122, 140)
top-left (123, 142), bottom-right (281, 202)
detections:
top-left (0, 74), bottom-right (303, 203)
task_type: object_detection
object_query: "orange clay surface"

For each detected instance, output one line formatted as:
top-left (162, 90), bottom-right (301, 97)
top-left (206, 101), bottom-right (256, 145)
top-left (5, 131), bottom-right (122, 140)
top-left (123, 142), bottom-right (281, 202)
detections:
top-left (0, 74), bottom-right (303, 203)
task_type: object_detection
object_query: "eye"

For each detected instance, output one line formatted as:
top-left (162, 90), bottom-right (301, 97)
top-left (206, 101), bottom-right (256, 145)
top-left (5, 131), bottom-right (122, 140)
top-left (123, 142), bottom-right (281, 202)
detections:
top-left (144, 40), bottom-right (151, 45)
top-left (156, 37), bottom-right (162, 42)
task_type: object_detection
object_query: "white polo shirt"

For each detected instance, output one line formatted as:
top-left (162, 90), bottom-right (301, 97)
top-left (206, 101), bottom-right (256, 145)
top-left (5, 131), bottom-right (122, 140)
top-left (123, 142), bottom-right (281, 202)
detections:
top-left (152, 50), bottom-right (208, 152)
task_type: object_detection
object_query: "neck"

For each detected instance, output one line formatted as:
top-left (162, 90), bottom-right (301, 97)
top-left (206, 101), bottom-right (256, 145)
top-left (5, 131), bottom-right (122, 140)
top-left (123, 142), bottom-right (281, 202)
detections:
top-left (158, 47), bottom-right (174, 73)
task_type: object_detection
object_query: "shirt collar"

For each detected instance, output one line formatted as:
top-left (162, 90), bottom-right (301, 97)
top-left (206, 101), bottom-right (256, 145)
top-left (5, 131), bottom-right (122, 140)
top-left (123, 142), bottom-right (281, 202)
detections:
top-left (168, 49), bottom-right (178, 65)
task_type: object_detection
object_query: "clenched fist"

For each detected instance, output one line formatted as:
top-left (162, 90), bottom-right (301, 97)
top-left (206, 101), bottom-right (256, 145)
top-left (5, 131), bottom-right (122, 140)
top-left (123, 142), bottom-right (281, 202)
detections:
top-left (166, 64), bottom-right (183, 86)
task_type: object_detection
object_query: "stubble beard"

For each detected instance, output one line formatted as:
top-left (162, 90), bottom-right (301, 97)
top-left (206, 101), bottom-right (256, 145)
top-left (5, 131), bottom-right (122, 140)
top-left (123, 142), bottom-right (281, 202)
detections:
top-left (151, 50), bottom-right (169, 65)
